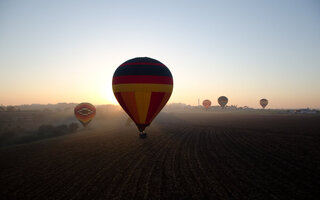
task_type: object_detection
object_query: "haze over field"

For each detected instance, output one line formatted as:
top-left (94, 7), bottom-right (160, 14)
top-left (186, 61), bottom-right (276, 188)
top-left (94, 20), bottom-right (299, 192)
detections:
top-left (1, 0), bottom-right (320, 108)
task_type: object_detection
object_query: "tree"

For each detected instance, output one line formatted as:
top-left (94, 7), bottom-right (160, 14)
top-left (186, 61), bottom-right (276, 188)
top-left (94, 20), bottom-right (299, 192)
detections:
top-left (6, 106), bottom-right (15, 112)
top-left (68, 122), bottom-right (79, 133)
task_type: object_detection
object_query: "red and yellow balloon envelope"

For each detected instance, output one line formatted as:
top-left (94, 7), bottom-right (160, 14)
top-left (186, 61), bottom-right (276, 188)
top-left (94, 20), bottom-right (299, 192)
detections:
top-left (202, 99), bottom-right (211, 109)
top-left (112, 57), bottom-right (173, 135)
top-left (74, 103), bottom-right (96, 127)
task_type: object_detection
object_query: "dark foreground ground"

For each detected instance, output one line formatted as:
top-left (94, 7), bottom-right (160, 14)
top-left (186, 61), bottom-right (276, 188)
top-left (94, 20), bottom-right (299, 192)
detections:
top-left (1, 112), bottom-right (320, 200)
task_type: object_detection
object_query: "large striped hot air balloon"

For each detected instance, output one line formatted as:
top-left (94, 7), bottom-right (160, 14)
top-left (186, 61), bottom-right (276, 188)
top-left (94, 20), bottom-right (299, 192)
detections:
top-left (260, 98), bottom-right (268, 109)
top-left (74, 103), bottom-right (96, 127)
top-left (112, 57), bottom-right (173, 137)
top-left (202, 99), bottom-right (211, 109)
top-left (218, 96), bottom-right (228, 108)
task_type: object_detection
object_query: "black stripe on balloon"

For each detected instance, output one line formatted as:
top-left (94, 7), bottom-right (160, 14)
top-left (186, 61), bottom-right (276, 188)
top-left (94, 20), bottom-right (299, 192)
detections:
top-left (113, 65), bottom-right (172, 77)
top-left (122, 57), bottom-right (162, 65)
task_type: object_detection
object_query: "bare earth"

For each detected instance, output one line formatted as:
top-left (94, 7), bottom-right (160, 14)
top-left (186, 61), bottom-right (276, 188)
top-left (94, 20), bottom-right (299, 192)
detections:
top-left (1, 112), bottom-right (319, 200)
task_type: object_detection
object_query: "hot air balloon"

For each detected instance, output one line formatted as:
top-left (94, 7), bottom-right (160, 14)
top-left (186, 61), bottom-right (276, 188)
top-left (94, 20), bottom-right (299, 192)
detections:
top-left (218, 96), bottom-right (228, 108)
top-left (202, 99), bottom-right (211, 109)
top-left (112, 57), bottom-right (173, 138)
top-left (74, 103), bottom-right (96, 127)
top-left (260, 98), bottom-right (268, 109)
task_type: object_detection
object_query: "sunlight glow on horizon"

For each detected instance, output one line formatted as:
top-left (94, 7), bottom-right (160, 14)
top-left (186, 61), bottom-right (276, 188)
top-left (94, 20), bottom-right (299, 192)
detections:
top-left (0, 0), bottom-right (319, 109)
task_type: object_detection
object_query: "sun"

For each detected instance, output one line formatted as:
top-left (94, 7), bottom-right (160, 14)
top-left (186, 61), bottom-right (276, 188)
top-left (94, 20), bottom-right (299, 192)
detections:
top-left (100, 84), bottom-right (118, 105)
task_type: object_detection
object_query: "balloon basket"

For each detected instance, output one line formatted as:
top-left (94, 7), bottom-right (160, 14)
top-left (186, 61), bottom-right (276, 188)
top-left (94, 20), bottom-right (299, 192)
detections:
top-left (139, 132), bottom-right (147, 139)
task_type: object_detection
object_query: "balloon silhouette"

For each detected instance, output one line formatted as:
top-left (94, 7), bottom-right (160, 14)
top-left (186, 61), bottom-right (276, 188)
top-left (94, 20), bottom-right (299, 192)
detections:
top-left (202, 99), bottom-right (211, 109)
top-left (218, 96), bottom-right (228, 108)
top-left (260, 98), bottom-right (268, 109)
top-left (74, 103), bottom-right (96, 127)
top-left (112, 57), bottom-right (173, 137)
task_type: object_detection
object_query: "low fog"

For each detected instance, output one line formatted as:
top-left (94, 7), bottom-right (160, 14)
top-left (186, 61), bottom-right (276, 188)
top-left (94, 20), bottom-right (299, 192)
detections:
top-left (0, 103), bottom-right (319, 147)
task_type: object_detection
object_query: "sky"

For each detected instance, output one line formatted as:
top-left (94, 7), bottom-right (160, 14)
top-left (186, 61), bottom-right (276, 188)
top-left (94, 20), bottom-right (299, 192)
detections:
top-left (0, 0), bottom-right (319, 109)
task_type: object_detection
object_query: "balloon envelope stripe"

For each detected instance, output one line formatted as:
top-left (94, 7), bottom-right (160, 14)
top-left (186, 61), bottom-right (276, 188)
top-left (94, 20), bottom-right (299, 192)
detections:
top-left (113, 75), bottom-right (173, 84)
top-left (135, 92), bottom-right (151, 124)
top-left (120, 62), bottom-right (166, 67)
top-left (75, 116), bottom-right (93, 123)
top-left (119, 92), bottom-right (140, 123)
top-left (145, 92), bottom-right (166, 124)
top-left (147, 92), bottom-right (171, 124)
top-left (113, 65), bottom-right (172, 77)
top-left (121, 57), bottom-right (163, 65)
top-left (114, 92), bottom-right (136, 121)
top-left (113, 84), bottom-right (173, 93)
top-left (75, 104), bottom-right (96, 111)
top-left (75, 113), bottom-right (95, 118)
top-left (74, 113), bottom-right (95, 120)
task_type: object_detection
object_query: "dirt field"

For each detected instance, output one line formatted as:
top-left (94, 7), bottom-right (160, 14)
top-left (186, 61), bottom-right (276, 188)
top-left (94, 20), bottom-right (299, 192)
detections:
top-left (1, 112), bottom-right (319, 200)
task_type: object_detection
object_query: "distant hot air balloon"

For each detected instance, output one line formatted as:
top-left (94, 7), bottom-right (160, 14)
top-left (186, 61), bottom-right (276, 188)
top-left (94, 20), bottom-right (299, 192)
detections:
top-left (218, 96), bottom-right (228, 108)
top-left (260, 98), bottom-right (268, 109)
top-left (112, 57), bottom-right (173, 138)
top-left (74, 103), bottom-right (96, 127)
top-left (202, 99), bottom-right (211, 109)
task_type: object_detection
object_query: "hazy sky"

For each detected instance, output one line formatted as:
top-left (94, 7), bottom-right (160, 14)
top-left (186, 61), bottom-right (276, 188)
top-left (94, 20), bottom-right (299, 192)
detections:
top-left (1, 0), bottom-right (319, 108)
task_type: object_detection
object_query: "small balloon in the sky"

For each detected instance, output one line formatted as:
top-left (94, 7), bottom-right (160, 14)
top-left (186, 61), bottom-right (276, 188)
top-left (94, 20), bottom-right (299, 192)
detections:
top-left (74, 103), bottom-right (96, 127)
top-left (202, 99), bottom-right (211, 109)
top-left (218, 96), bottom-right (228, 108)
top-left (260, 98), bottom-right (268, 109)
top-left (112, 57), bottom-right (173, 138)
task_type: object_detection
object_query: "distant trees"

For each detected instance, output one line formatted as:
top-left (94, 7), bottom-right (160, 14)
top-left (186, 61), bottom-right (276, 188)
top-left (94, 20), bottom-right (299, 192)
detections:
top-left (37, 124), bottom-right (55, 137)
top-left (68, 122), bottom-right (79, 132)
top-left (42, 108), bottom-right (52, 112)
top-left (37, 123), bottom-right (79, 138)
top-left (6, 106), bottom-right (15, 112)
top-left (3, 106), bottom-right (20, 112)
top-left (0, 122), bottom-right (80, 147)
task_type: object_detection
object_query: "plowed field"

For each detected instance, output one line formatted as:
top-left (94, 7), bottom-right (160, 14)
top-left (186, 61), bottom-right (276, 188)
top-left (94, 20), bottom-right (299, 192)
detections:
top-left (1, 112), bottom-right (319, 199)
